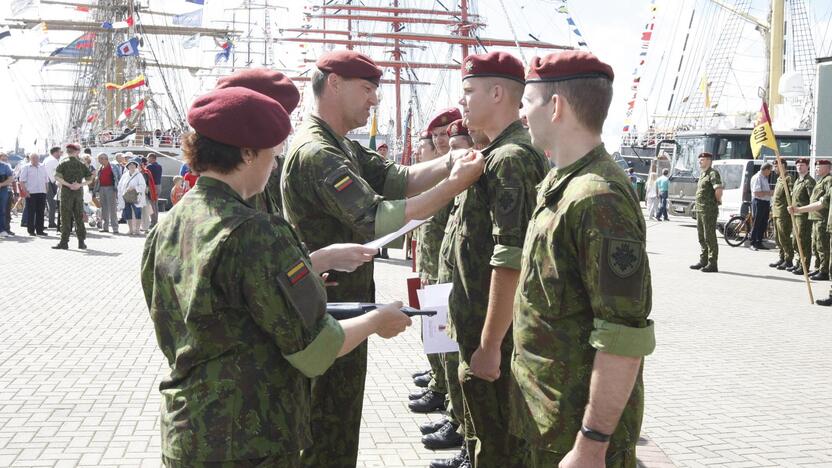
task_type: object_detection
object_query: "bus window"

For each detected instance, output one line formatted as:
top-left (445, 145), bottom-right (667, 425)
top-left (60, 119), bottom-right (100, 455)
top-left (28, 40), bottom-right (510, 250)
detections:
top-left (715, 164), bottom-right (744, 190)
top-left (673, 137), bottom-right (707, 178)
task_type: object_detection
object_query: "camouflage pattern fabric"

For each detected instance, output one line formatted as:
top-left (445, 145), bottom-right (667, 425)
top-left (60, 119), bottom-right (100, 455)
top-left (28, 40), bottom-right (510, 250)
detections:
top-left (792, 175), bottom-right (815, 268)
top-left (694, 167), bottom-right (722, 265)
top-left (810, 174), bottom-right (831, 272)
top-left (249, 170), bottom-right (283, 216)
top-left (55, 157), bottom-right (92, 244)
top-left (142, 176), bottom-right (341, 463)
top-left (772, 176), bottom-right (794, 263)
top-left (417, 204), bottom-right (451, 283)
top-left (281, 115), bottom-right (408, 468)
top-left (443, 351), bottom-right (463, 428)
top-left (694, 167), bottom-right (722, 213)
top-left (510, 146), bottom-right (654, 458)
top-left (162, 453), bottom-right (300, 468)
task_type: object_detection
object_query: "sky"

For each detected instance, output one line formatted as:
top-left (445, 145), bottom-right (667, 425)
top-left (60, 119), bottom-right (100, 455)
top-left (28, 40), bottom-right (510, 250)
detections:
top-left (0, 0), bottom-right (830, 154)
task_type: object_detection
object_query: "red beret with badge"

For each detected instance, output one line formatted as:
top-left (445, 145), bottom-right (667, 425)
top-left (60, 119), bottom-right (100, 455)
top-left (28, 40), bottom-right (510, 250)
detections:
top-left (796, 158), bottom-right (810, 165)
top-left (316, 50), bottom-right (383, 86)
top-left (526, 50), bottom-right (614, 83)
top-left (427, 107), bottom-right (462, 132)
top-left (188, 87), bottom-right (290, 149)
top-left (816, 159), bottom-right (831, 166)
top-left (215, 68), bottom-right (301, 114)
top-left (377, 143), bottom-right (388, 150)
top-left (699, 152), bottom-right (715, 159)
top-left (447, 119), bottom-right (469, 138)
top-left (461, 51), bottom-right (525, 84)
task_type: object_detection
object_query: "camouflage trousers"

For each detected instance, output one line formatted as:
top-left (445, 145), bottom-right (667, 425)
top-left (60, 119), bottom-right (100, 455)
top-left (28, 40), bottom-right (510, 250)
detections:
top-left (300, 341), bottom-right (367, 468)
top-left (458, 346), bottom-right (526, 468)
top-left (812, 221), bottom-right (830, 273)
top-left (696, 210), bottom-right (718, 266)
top-left (443, 351), bottom-right (462, 427)
top-left (523, 446), bottom-right (637, 468)
top-left (773, 215), bottom-right (793, 263)
top-left (792, 217), bottom-right (812, 270)
top-left (163, 453), bottom-right (299, 468)
top-left (59, 193), bottom-right (85, 244)
top-left (427, 351), bottom-right (447, 394)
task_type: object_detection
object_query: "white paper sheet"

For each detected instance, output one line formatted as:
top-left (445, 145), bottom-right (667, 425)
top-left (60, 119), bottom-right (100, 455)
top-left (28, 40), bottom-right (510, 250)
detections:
top-left (418, 283), bottom-right (458, 354)
top-left (364, 218), bottom-right (428, 249)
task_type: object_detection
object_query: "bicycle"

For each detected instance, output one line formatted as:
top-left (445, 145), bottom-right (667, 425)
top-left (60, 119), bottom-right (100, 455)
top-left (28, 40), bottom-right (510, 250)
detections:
top-left (723, 201), bottom-right (775, 247)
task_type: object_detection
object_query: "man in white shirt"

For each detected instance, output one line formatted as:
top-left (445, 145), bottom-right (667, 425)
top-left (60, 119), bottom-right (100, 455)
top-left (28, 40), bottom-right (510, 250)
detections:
top-left (42, 146), bottom-right (63, 228)
top-left (749, 163), bottom-right (773, 250)
top-left (18, 153), bottom-right (50, 236)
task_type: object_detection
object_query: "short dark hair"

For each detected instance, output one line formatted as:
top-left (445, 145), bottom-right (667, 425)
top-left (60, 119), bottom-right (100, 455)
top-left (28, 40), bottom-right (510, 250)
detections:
top-left (536, 77), bottom-right (613, 133)
top-left (148, 154), bottom-right (157, 160)
top-left (662, 168), bottom-right (669, 175)
top-left (83, 147), bottom-right (92, 155)
top-left (311, 68), bottom-right (330, 98)
top-left (181, 132), bottom-right (244, 175)
top-left (49, 146), bottom-right (61, 155)
top-left (761, 163), bottom-right (772, 171)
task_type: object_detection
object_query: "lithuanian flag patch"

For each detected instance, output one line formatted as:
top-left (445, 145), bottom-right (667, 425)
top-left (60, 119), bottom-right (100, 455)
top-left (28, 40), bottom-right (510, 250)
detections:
top-left (333, 174), bottom-right (354, 192)
top-left (286, 260), bottom-right (310, 285)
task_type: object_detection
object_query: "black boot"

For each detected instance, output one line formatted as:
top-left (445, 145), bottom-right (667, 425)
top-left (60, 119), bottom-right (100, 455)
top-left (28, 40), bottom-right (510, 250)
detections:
top-left (409, 388), bottom-right (429, 401)
top-left (413, 372), bottom-right (432, 388)
top-left (419, 418), bottom-right (449, 435)
top-left (701, 263), bottom-right (718, 273)
top-left (408, 389), bottom-right (446, 413)
top-left (769, 260), bottom-right (784, 268)
top-left (430, 447), bottom-right (467, 468)
top-left (815, 296), bottom-right (832, 306)
top-left (52, 242), bottom-right (68, 250)
top-left (411, 369), bottom-right (430, 379)
top-left (690, 261), bottom-right (706, 270)
top-left (813, 272), bottom-right (829, 281)
top-left (792, 265), bottom-right (805, 275)
top-left (78, 240), bottom-right (87, 250)
top-left (780, 261), bottom-right (795, 270)
top-left (422, 421), bottom-right (464, 449)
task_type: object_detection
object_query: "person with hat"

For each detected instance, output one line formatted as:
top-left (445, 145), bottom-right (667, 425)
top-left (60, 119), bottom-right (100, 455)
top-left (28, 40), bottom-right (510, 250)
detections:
top-left (143, 86), bottom-right (414, 467)
top-left (448, 118), bottom-right (473, 151)
top-left (770, 164), bottom-right (795, 270)
top-left (806, 160), bottom-right (832, 279)
top-left (513, 50), bottom-right (655, 468)
top-left (436, 50), bottom-right (549, 468)
top-left (376, 143), bottom-right (389, 159)
top-left (281, 49), bottom-right (485, 468)
top-left (428, 107), bottom-right (462, 156)
top-left (791, 170), bottom-right (832, 304)
top-left (748, 163), bottom-right (774, 250)
top-left (415, 130), bottom-right (437, 164)
top-left (689, 152), bottom-right (722, 272)
top-left (788, 158), bottom-right (815, 276)
top-left (117, 158), bottom-right (146, 236)
top-left (52, 143), bottom-right (93, 249)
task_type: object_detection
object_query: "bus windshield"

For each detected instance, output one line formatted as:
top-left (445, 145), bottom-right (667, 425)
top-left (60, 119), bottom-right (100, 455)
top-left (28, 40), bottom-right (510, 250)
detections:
top-left (672, 134), bottom-right (810, 178)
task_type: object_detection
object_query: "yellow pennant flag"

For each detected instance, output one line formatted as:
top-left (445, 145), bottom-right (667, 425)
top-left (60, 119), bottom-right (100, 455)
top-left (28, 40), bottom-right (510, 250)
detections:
top-left (699, 75), bottom-right (711, 109)
top-left (751, 101), bottom-right (778, 159)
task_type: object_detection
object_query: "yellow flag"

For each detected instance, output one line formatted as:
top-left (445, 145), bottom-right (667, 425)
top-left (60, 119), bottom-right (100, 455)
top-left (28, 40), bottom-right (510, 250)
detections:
top-left (700, 75), bottom-right (711, 109)
top-left (751, 101), bottom-right (778, 159)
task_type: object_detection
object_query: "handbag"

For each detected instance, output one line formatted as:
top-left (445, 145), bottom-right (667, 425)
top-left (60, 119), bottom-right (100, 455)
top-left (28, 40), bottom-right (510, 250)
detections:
top-left (122, 174), bottom-right (139, 204)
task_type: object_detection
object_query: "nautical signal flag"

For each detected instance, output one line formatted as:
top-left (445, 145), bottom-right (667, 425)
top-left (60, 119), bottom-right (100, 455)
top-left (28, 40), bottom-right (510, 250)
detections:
top-left (102, 16), bottom-right (135, 30)
top-left (116, 99), bottom-right (146, 125)
top-left (116, 37), bottom-right (140, 57)
top-left (105, 74), bottom-right (146, 90)
top-left (751, 101), bottom-right (778, 159)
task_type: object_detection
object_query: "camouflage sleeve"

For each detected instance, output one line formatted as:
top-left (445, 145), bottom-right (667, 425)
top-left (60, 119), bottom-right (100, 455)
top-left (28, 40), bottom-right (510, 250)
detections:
top-left (54, 161), bottom-right (65, 181)
top-left (83, 164), bottom-right (93, 180)
top-left (226, 216), bottom-right (345, 378)
top-left (352, 142), bottom-right (409, 199)
top-left (485, 147), bottom-right (538, 270)
top-left (710, 169), bottom-right (723, 189)
top-left (575, 190), bottom-right (656, 357)
top-left (301, 142), bottom-right (406, 239)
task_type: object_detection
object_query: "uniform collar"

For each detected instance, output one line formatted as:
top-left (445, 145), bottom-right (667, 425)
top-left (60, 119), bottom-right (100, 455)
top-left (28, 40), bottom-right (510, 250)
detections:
top-left (481, 120), bottom-right (526, 157)
top-left (194, 176), bottom-right (250, 207)
top-left (542, 144), bottom-right (607, 202)
top-left (305, 114), bottom-right (355, 157)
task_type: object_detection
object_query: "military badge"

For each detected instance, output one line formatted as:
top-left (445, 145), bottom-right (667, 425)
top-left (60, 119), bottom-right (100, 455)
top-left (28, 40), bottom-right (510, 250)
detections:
top-left (286, 259), bottom-right (310, 285)
top-left (333, 174), bottom-right (354, 192)
top-left (465, 61), bottom-right (474, 72)
top-left (607, 239), bottom-right (642, 278)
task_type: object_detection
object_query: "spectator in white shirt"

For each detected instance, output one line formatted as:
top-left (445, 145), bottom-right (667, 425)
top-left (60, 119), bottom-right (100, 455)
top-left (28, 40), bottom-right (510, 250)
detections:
top-left (43, 146), bottom-right (63, 228)
top-left (749, 163), bottom-right (773, 250)
top-left (117, 159), bottom-right (146, 236)
top-left (18, 153), bottom-right (50, 236)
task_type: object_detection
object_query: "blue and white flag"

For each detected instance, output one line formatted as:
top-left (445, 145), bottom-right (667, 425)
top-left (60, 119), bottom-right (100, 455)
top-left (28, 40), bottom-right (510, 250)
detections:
top-left (116, 37), bottom-right (140, 56)
top-left (182, 33), bottom-right (201, 49)
top-left (173, 9), bottom-right (203, 27)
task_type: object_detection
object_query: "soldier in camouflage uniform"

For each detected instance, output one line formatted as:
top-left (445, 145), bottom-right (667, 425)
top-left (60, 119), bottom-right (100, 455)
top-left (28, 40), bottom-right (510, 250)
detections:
top-left (789, 158), bottom-right (815, 276)
top-left (280, 50), bottom-right (484, 468)
top-left (142, 86), bottom-right (412, 468)
top-left (441, 51), bottom-right (548, 468)
top-left (52, 143), bottom-right (93, 250)
top-left (769, 166), bottom-right (794, 270)
top-left (808, 160), bottom-right (831, 280)
top-left (513, 50), bottom-right (655, 468)
top-left (690, 152), bottom-right (722, 272)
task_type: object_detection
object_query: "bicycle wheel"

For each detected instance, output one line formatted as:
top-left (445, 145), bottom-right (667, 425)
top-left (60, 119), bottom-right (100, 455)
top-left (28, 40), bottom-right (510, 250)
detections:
top-left (765, 217), bottom-right (775, 241)
top-left (724, 215), bottom-right (748, 247)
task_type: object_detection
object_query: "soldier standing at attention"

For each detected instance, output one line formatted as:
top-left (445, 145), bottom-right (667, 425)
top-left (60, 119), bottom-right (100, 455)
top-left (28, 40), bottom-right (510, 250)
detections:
top-left (280, 49), bottom-right (485, 468)
top-left (690, 152), bottom-right (722, 272)
top-left (52, 143), bottom-right (92, 250)
top-left (792, 175), bottom-right (832, 305)
top-left (142, 86), bottom-right (413, 468)
top-left (443, 51), bottom-right (548, 468)
top-left (789, 158), bottom-right (815, 276)
top-left (770, 164), bottom-right (794, 270)
top-left (808, 160), bottom-right (831, 280)
top-left (513, 50), bottom-right (655, 468)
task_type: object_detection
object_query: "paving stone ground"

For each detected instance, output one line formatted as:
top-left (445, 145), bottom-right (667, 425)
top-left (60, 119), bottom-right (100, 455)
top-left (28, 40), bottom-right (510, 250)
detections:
top-left (0, 209), bottom-right (830, 467)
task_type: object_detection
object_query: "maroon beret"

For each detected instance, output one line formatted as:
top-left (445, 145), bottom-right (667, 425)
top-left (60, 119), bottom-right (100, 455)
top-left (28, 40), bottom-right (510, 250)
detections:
top-left (427, 107), bottom-right (462, 132)
top-left (419, 130), bottom-right (432, 140)
top-left (377, 143), bottom-right (388, 150)
top-left (796, 158), bottom-right (810, 165)
top-left (316, 50), bottom-right (383, 86)
top-left (462, 51), bottom-right (525, 84)
top-left (447, 119), bottom-right (469, 138)
top-left (526, 51), bottom-right (614, 83)
top-left (188, 87), bottom-right (290, 149)
top-left (66, 143), bottom-right (80, 151)
top-left (816, 159), bottom-right (831, 166)
top-left (698, 152), bottom-right (714, 159)
top-left (215, 68), bottom-right (301, 113)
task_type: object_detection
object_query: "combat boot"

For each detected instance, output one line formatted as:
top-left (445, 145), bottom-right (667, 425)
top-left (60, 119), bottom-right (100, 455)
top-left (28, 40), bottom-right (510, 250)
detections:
top-left (409, 388), bottom-right (429, 400)
top-left (792, 265), bottom-right (805, 275)
top-left (813, 272), bottom-right (829, 281)
top-left (701, 263), bottom-right (718, 273)
top-left (422, 420), bottom-right (464, 449)
top-left (51, 242), bottom-right (68, 250)
top-left (769, 260), bottom-right (784, 268)
top-left (429, 447), bottom-right (467, 468)
top-left (409, 389), bottom-right (446, 413)
top-left (815, 296), bottom-right (832, 306)
top-left (412, 369), bottom-right (430, 379)
top-left (413, 372), bottom-right (432, 388)
top-left (778, 261), bottom-right (794, 270)
top-left (689, 261), bottom-right (706, 270)
top-left (419, 418), bottom-right (449, 435)
top-left (78, 241), bottom-right (87, 250)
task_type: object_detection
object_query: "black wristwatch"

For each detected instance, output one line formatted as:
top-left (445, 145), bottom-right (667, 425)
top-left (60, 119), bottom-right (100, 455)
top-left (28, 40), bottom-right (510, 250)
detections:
top-left (580, 425), bottom-right (611, 443)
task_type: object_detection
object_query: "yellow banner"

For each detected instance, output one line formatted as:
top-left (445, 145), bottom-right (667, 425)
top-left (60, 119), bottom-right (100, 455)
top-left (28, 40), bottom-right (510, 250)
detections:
top-left (750, 102), bottom-right (778, 159)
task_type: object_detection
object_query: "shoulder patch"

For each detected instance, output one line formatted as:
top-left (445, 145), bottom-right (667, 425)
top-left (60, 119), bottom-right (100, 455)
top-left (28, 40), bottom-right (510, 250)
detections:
top-left (286, 259), bottom-right (311, 285)
top-left (333, 174), bottom-right (354, 192)
top-left (607, 239), bottom-right (642, 278)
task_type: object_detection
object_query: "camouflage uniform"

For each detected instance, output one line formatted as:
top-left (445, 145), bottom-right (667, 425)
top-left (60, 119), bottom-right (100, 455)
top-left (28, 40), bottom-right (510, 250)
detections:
top-left (249, 170), bottom-right (283, 216)
top-left (510, 146), bottom-right (655, 467)
top-left (281, 115), bottom-right (409, 468)
top-left (791, 174), bottom-right (815, 269)
top-left (443, 120), bottom-right (548, 467)
top-left (694, 167), bottom-right (722, 266)
top-left (142, 177), bottom-right (345, 466)
top-left (809, 174), bottom-right (831, 273)
top-left (54, 157), bottom-right (92, 245)
top-left (771, 175), bottom-right (794, 264)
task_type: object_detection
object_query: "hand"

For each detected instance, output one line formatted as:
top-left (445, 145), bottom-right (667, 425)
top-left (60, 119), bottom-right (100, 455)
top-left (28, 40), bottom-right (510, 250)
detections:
top-left (449, 148), bottom-right (472, 166)
top-left (559, 434), bottom-right (607, 468)
top-left (787, 206), bottom-right (796, 214)
top-left (315, 243), bottom-right (377, 272)
top-left (371, 301), bottom-right (412, 338)
top-left (320, 272), bottom-right (338, 287)
top-left (71, 182), bottom-right (83, 191)
top-left (448, 151), bottom-right (485, 191)
top-left (470, 345), bottom-right (501, 382)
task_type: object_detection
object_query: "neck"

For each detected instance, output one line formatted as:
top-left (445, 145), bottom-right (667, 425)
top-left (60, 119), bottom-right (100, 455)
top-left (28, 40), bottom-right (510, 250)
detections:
top-left (549, 126), bottom-right (603, 169)
top-left (200, 170), bottom-right (254, 199)
top-left (482, 109), bottom-right (518, 142)
top-left (314, 101), bottom-right (351, 137)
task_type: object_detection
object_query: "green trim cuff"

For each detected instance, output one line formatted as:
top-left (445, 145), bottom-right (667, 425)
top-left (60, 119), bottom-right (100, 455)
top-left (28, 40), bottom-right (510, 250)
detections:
top-left (284, 315), bottom-right (345, 378)
top-left (374, 199), bottom-right (407, 238)
top-left (382, 164), bottom-right (409, 199)
top-left (589, 319), bottom-right (655, 357)
top-left (490, 244), bottom-right (522, 270)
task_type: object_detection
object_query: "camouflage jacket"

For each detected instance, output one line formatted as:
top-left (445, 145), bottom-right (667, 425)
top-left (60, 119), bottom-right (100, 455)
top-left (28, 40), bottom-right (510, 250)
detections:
top-left (771, 175), bottom-right (793, 219)
top-left (694, 167), bottom-right (722, 213)
top-left (249, 170), bottom-right (283, 216)
top-left (791, 174), bottom-right (816, 218)
top-left (510, 145), bottom-right (655, 454)
top-left (808, 174), bottom-right (831, 222)
top-left (444, 120), bottom-right (548, 349)
top-left (281, 115), bottom-right (408, 302)
top-left (417, 203), bottom-right (451, 283)
top-left (55, 156), bottom-right (92, 200)
top-left (142, 176), bottom-right (344, 461)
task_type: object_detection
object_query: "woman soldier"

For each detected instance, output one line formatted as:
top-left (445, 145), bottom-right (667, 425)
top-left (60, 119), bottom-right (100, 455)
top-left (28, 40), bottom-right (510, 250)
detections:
top-left (142, 86), bottom-right (412, 467)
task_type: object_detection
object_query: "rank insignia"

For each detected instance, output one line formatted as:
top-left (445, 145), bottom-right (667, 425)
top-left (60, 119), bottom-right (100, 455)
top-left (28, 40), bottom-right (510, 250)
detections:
top-left (607, 239), bottom-right (642, 278)
top-left (333, 174), bottom-right (354, 192)
top-left (287, 260), bottom-right (310, 285)
top-left (465, 61), bottom-right (474, 72)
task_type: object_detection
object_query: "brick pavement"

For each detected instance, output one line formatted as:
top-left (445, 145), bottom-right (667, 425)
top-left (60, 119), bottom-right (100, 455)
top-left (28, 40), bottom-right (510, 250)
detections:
top-left (0, 211), bottom-right (829, 467)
